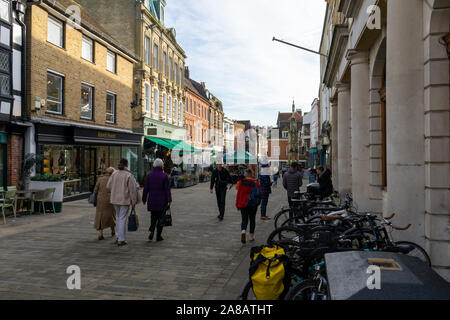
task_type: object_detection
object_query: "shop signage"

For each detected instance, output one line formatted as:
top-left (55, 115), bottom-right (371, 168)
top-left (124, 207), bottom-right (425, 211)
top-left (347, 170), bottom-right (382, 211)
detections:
top-left (98, 132), bottom-right (117, 139)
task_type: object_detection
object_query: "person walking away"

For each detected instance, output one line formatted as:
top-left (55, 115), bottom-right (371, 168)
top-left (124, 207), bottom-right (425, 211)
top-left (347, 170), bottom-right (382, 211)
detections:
top-left (317, 166), bottom-right (333, 199)
top-left (107, 158), bottom-right (138, 246)
top-left (142, 158), bottom-right (172, 242)
top-left (309, 168), bottom-right (317, 184)
top-left (236, 168), bottom-right (262, 243)
top-left (210, 163), bottom-right (233, 221)
top-left (171, 166), bottom-right (179, 188)
top-left (259, 163), bottom-right (272, 220)
top-left (93, 167), bottom-right (116, 240)
top-left (272, 167), bottom-right (279, 187)
top-left (283, 162), bottom-right (303, 209)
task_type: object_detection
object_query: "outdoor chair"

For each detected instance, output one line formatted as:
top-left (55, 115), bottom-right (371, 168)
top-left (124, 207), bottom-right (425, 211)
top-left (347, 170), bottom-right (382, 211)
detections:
top-left (0, 190), bottom-right (17, 224)
top-left (8, 186), bottom-right (31, 214)
top-left (34, 188), bottom-right (56, 215)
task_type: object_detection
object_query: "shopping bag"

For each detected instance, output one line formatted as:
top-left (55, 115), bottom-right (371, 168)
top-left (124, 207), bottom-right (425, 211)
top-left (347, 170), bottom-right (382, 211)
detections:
top-left (88, 193), bottom-right (97, 207)
top-left (162, 207), bottom-right (172, 227)
top-left (128, 208), bottom-right (139, 232)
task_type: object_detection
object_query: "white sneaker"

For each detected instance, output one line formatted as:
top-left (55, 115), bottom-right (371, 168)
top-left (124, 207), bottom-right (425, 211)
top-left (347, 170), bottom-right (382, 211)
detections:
top-left (249, 233), bottom-right (255, 242)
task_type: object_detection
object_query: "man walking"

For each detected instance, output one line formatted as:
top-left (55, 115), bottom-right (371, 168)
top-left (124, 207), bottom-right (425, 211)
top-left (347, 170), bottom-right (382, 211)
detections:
top-left (210, 163), bottom-right (233, 220)
top-left (282, 162), bottom-right (303, 208)
top-left (259, 163), bottom-right (272, 220)
top-left (107, 158), bottom-right (138, 246)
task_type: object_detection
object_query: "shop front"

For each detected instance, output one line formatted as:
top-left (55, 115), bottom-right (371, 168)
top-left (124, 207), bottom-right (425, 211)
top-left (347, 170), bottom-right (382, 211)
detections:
top-left (35, 124), bottom-right (142, 201)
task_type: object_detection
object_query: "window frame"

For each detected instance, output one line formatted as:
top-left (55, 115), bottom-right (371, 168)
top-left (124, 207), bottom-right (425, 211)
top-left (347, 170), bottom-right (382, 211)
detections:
top-left (47, 15), bottom-right (64, 49)
top-left (46, 70), bottom-right (64, 115)
top-left (81, 82), bottom-right (94, 120)
top-left (153, 42), bottom-right (158, 70)
top-left (81, 35), bottom-right (94, 63)
top-left (0, 0), bottom-right (11, 24)
top-left (106, 50), bottom-right (116, 74)
top-left (153, 86), bottom-right (159, 119)
top-left (144, 36), bottom-right (150, 66)
top-left (0, 19), bottom-right (12, 102)
top-left (162, 51), bottom-right (167, 76)
top-left (144, 82), bottom-right (151, 115)
top-left (106, 91), bottom-right (116, 124)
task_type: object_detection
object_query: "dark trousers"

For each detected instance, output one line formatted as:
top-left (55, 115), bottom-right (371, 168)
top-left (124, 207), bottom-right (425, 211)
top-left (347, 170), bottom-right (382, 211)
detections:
top-left (215, 186), bottom-right (227, 218)
top-left (241, 206), bottom-right (257, 234)
top-left (260, 196), bottom-right (269, 217)
top-left (149, 210), bottom-right (164, 238)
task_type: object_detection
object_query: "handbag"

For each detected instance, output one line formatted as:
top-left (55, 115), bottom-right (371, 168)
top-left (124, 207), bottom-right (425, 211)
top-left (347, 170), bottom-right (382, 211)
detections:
top-left (128, 208), bottom-right (139, 232)
top-left (162, 206), bottom-right (172, 227)
top-left (88, 193), bottom-right (97, 207)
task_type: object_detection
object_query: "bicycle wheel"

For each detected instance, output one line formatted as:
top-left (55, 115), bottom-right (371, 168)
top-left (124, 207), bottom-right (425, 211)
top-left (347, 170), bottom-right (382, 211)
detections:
top-left (284, 279), bottom-right (327, 300)
top-left (395, 241), bottom-right (432, 267)
top-left (274, 208), bottom-right (291, 229)
top-left (237, 279), bottom-right (257, 300)
top-left (267, 226), bottom-right (311, 247)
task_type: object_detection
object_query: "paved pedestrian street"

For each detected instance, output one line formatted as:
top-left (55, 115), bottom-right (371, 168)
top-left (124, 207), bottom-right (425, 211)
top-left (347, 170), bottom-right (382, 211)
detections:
top-left (0, 181), bottom-right (303, 300)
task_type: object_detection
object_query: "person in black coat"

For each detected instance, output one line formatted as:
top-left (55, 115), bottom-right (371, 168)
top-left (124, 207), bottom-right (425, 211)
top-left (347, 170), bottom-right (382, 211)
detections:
top-left (317, 166), bottom-right (333, 199)
top-left (210, 164), bottom-right (233, 220)
top-left (258, 163), bottom-right (273, 220)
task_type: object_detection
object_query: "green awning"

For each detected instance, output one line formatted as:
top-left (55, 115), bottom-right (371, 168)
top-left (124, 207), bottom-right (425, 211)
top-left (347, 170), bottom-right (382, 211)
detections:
top-left (146, 138), bottom-right (200, 152)
top-left (0, 133), bottom-right (7, 144)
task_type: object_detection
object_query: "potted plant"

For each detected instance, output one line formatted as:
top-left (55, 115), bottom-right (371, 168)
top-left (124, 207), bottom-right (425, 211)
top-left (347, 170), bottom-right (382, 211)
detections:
top-left (18, 154), bottom-right (43, 191)
top-left (29, 173), bottom-right (64, 212)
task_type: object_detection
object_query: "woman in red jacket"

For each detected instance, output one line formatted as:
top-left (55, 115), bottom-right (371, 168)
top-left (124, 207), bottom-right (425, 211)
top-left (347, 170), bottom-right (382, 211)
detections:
top-left (236, 168), bottom-right (263, 244)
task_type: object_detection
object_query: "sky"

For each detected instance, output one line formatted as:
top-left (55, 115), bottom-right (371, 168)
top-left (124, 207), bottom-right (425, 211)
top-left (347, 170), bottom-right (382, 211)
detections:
top-left (165, 0), bottom-right (327, 127)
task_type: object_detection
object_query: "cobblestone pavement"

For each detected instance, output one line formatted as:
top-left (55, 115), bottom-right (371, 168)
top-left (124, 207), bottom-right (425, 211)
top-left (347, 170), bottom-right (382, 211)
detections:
top-left (0, 180), bottom-right (306, 300)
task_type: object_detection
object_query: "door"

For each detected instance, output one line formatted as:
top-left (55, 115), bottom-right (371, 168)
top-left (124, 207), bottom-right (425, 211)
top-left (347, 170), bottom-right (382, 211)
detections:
top-left (80, 147), bottom-right (97, 193)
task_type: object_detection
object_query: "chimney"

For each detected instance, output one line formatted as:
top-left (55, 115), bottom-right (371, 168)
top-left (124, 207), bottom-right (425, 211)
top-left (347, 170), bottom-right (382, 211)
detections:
top-left (201, 82), bottom-right (206, 89)
top-left (184, 66), bottom-right (190, 79)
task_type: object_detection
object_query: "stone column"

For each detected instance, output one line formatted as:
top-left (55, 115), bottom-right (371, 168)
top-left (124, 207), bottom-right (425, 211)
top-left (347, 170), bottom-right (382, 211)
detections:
top-left (330, 98), bottom-right (339, 191)
top-left (386, 0), bottom-right (425, 245)
top-left (347, 50), bottom-right (371, 211)
top-left (336, 82), bottom-right (351, 197)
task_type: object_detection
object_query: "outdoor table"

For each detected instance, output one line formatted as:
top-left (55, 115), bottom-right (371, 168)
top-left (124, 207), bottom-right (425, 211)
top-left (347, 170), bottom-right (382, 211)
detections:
top-left (1, 189), bottom-right (45, 215)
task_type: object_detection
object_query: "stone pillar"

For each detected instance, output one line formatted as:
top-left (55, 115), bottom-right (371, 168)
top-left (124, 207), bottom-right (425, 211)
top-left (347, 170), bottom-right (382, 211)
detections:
top-left (386, 0), bottom-right (425, 245)
top-left (330, 98), bottom-right (338, 191)
top-left (336, 82), bottom-right (351, 197)
top-left (347, 50), bottom-right (371, 211)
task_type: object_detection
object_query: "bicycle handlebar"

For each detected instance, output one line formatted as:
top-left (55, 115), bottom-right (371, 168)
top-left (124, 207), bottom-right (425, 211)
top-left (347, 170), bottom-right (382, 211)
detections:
top-left (392, 224), bottom-right (411, 231)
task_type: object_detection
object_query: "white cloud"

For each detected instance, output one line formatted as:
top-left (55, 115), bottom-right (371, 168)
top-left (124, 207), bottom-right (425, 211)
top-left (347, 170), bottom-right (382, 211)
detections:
top-left (166, 0), bottom-right (326, 126)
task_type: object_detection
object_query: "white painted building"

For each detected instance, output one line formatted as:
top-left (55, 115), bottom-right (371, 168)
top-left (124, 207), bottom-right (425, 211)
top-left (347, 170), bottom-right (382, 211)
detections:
top-left (321, 0), bottom-right (450, 279)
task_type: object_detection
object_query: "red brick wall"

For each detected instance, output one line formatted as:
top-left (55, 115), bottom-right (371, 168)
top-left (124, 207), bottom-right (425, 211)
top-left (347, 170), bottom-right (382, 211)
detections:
top-left (7, 135), bottom-right (23, 187)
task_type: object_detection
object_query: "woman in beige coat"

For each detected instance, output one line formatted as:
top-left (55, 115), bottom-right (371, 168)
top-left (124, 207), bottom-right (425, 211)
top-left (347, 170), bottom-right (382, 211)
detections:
top-left (93, 167), bottom-right (116, 240)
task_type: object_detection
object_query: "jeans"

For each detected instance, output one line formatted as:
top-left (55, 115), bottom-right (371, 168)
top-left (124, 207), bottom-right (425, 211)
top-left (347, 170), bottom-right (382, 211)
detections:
top-left (273, 175), bottom-right (278, 185)
top-left (215, 187), bottom-right (227, 218)
top-left (241, 206), bottom-right (257, 234)
top-left (173, 176), bottom-right (178, 187)
top-left (114, 205), bottom-right (129, 242)
top-left (149, 210), bottom-right (164, 238)
top-left (260, 197), bottom-right (269, 217)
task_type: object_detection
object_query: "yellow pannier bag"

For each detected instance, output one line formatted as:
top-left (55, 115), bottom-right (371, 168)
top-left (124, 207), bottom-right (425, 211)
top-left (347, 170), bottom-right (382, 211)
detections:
top-left (249, 245), bottom-right (289, 300)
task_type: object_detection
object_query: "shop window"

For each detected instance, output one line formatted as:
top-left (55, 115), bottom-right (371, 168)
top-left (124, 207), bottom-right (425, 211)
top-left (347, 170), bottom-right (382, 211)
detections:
top-left (47, 71), bottom-right (64, 114)
top-left (48, 15), bottom-right (64, 48)
top-left (122, 147), bottom-right (138, 179)
top-left (106, 92), bottom-right (116, 123)
top-left (81, 83), bottom-right (94, 120)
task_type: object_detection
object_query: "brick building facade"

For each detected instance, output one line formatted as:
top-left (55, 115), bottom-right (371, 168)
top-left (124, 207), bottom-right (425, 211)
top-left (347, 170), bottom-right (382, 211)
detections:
top-left (25, 0), bottom-right (141, 200)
